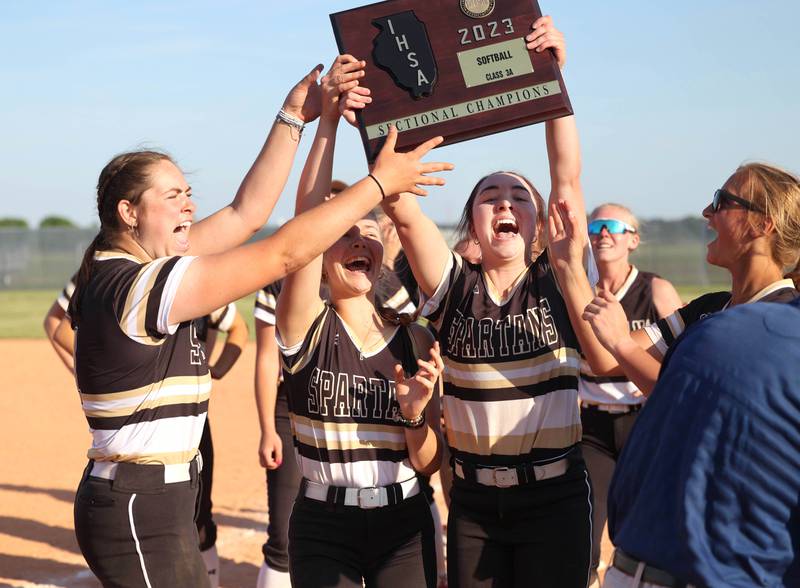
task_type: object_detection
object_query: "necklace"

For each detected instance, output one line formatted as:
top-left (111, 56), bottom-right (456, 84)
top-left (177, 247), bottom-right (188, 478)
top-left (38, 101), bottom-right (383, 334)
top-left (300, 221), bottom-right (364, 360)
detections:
top-left (358, 313), bottom-right (382, 361)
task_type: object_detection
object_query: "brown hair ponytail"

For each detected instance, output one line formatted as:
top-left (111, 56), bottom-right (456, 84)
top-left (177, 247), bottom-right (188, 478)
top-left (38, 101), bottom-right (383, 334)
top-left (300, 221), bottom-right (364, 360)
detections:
top-left (69, 150), bottom-right (174, 326)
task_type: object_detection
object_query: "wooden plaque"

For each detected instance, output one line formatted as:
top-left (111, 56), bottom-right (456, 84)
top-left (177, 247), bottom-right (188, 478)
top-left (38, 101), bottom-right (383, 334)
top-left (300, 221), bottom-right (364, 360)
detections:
top-left (330, 0), bottom-right (572, 161)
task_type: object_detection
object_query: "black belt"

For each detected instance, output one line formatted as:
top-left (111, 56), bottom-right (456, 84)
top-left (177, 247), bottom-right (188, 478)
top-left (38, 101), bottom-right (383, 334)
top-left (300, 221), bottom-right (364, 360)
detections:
top-left (613, 549), bottom-right (696, 588)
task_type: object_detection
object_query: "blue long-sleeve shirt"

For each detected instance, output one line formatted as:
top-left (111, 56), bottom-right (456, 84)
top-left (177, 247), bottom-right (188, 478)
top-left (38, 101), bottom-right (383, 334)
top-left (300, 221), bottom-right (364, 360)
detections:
top-left (608, 299), bottom-right (800, 587)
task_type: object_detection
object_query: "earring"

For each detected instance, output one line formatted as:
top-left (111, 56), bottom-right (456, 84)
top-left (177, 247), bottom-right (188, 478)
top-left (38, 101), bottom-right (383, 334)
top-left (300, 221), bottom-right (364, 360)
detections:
top-left (473, 239), bottom-right (479, 245)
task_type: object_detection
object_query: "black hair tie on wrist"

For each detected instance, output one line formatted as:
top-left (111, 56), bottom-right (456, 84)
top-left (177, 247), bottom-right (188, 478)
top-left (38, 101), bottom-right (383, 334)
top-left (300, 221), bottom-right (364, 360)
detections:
top-left (367, 173), bottom-right (386, 199)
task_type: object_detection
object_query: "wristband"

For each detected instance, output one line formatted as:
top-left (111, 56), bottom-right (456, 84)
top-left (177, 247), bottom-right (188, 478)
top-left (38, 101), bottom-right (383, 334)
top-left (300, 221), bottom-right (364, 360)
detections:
top-left (397, 410), bottom-right (425, 429)
top-left (276, 108), bottom-right (305, 137)
top-left (367, 173), bottom-right (387, 199)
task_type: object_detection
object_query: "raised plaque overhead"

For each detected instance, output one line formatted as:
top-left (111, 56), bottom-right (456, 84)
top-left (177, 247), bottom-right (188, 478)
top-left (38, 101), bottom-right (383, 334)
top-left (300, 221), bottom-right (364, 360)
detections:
top-left (330, 0), bottom-right (572, 162)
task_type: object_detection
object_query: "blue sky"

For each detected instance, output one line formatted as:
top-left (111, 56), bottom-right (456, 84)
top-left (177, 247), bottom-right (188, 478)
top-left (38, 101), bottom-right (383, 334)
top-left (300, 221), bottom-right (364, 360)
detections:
top-left (1, 1), bottom-right (798, 227)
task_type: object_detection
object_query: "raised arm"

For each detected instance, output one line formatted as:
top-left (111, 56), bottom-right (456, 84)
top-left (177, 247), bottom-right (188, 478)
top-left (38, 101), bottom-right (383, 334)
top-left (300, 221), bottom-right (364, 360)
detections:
top-left (381, 193), bottom-right (451, 299)
top-left (169, 127), bottom-right (452, 324)
top-left (339, 78), bottom-right (451, 299)
top-left (187, 63), bottom-right (364, 255)
top-left (526, 17), bottom-right (617, 374)
top-left (277, 56), bottom-right (360, 346)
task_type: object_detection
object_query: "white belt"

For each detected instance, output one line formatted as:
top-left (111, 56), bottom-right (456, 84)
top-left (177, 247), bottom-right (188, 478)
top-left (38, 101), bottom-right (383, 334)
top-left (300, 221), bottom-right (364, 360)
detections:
top-left (90, 453), bottom-right (202, 484)
top-left (454, 458), bottom-right (569, 488)
top-left (581, 401), bottom-right (641, 414)
top-left (303, 477), bottom-right (420, 509)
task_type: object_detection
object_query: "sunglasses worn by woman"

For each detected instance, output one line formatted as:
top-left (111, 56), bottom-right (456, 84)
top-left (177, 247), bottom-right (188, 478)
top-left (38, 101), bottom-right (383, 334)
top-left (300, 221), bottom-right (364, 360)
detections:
top-left (581, 163), bottom-right (800, 399)
top-left (711, 188), bottom-right (764, 214)
top-left (587, 218), bottom-right (637, 235)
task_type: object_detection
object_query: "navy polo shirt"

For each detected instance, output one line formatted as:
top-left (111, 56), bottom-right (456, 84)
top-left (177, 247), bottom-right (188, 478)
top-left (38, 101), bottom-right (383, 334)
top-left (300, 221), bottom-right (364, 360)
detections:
top-left (608, 299), bottom-right (800, 587)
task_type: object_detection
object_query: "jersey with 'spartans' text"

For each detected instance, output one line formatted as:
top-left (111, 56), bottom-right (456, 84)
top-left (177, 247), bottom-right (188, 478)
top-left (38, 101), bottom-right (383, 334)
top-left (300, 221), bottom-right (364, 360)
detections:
top-left (280, 304), bottom-right (420, 487)
top-left (254, 280), bottom-right (282, 326)
top-left (74, 250), bottom-right (209, 466)
top-left (579, 267), bottom-right (660, 406)
top-left (423, 251), bottom-right (582, 467)
top-left (643, 279), bottom-right (799, 356)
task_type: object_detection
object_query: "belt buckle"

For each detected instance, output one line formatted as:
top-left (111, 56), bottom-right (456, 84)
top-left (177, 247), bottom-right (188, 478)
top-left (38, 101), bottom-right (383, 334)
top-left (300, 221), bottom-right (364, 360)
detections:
top-left (492, 467), bottom-right (517, 488)
top-left (357, 487), bottom-right (381, 509)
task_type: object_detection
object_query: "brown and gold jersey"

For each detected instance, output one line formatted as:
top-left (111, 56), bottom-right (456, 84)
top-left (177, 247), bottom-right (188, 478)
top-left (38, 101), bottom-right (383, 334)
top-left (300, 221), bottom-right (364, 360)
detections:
top-left (74, 251), bottom-right (210, 466)
top-left (254, 280), bottom-right (282, 326)
top-left (57, 273), bottom-right (77, 313)
top-left (422, 251), bottom-right (581, 467)
top-left (579, 267), bottom-right (661, 406)
top-left (644, 279), bottom-right (799, 356)
top-left (280, 304), bottom-right (422, 487)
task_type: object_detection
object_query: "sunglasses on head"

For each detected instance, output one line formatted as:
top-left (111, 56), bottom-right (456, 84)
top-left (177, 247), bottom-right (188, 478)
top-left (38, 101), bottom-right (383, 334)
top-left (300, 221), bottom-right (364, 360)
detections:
top-left (711, 189), bottom-right (764, 214)
top-left (587, 218), bottom-right (637, 236)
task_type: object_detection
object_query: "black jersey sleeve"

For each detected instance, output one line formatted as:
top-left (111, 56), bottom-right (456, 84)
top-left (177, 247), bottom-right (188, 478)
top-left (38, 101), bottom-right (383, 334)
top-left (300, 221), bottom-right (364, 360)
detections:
top-left (254, 280), bottom-right (282, 326)
top-left (57, 273), bottom-right (78, 313)
top-left (207, 302), bottom-right (237, 333)
top-left (643, 291), bottom-right (731, 355)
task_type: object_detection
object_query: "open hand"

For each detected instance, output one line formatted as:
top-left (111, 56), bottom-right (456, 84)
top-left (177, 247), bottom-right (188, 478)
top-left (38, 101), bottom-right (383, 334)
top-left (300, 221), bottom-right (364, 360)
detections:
top-left (371, 126), bottom-right (454, 197)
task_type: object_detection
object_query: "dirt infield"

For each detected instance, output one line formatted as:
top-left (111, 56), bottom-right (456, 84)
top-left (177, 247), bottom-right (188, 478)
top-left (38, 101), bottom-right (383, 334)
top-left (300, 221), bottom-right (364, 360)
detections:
top-left (0, 340), bottom-right (611, 587)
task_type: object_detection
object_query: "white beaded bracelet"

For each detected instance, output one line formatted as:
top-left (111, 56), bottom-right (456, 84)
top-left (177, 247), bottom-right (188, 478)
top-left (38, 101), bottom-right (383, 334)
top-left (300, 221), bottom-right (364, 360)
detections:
top-left (276, 109), bottom-right (305, 136)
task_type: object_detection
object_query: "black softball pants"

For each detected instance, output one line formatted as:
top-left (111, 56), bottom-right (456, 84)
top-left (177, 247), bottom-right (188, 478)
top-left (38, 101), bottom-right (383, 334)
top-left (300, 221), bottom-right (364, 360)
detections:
top-left (289, 491), bottom-right (437, 588)
top-left (580, 406), bottom-right (640, 577)
top-left (196, 418), bottom-right (216, 550)
top-left (74, 459), bottom-right (208, 588)
top-left (447, 458), bottom-right (593, 588)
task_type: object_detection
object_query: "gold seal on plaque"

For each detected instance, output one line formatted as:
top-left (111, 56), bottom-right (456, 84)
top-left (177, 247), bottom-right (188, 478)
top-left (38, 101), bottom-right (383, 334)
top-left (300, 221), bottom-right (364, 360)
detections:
top-left (459, 0), bottom-right (495, 19)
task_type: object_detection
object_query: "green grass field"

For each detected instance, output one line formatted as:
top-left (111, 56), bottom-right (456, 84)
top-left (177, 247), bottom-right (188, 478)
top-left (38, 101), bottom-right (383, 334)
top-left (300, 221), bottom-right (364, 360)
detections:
top-left (0, 290), bottom-right (259, 339)
top-left (0, 286), bottom-right (724, 339)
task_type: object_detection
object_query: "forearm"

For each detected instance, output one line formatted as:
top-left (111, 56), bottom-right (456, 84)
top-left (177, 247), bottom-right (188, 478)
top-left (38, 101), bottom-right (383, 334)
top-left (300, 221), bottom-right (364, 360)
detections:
top-left (255, 368), bottom-right (280, 437)
top-left (255, 324), bottom-right (281, 435)
top-left (255, 378), bottom-right (279, 436)
top-left (610, 338), bottom-right (660, 396)
top-left (189, 121), bottom-right (301, 255)
top-left (276, 117), bottom-right (337, 343)
top-left (546, 115), bottom-right (581, 200)
top-left (546, 116), bottom-right (586, 246)
top-left (556, 264), bottom-right (619, 374)
top-left (296, 117), bottom-right (338, 214)
top-left (49, 336), bottom-right (75, 372)
top-left (46, 313), bottom-right (75, 373)
top-left (231, 119), bottom-right (302, 229)
top-left (172, 177), bottom-right (383, 323)
top-left (404, 421), bottom-right (442, 476)
top-left (382, 194), bottom-right (450, 297)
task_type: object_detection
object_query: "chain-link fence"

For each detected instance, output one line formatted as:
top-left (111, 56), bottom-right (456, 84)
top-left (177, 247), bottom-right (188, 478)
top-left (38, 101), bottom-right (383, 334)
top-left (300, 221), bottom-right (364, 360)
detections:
top-left (0, 221), bottom-right (726, 290)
